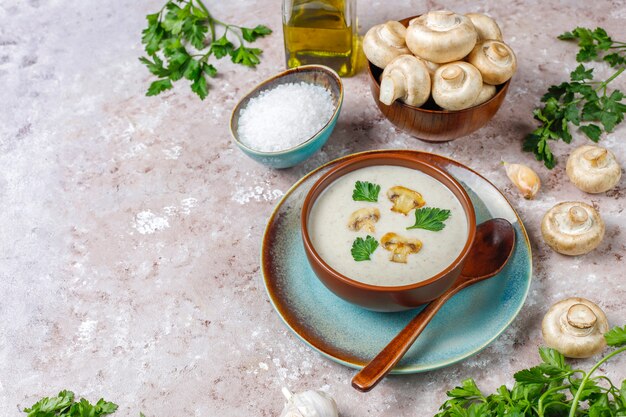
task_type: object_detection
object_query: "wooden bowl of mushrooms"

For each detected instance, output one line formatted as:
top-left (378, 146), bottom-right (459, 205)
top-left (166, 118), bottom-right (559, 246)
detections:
top-left (364, 11), bottom-right (516, 142)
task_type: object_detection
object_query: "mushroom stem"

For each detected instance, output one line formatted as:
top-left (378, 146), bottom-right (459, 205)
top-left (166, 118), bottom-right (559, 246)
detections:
top-left (568, 206), bottom-right (589, 225)
top-left (380, 70), bottom-right (407, 105)
top-left (427, 10), bottom-right (457, 28)
top-left (562, 304), bottom-right (597, 336)
top-left (583, 148), bottom-right (608, 168)
top-left (485, 42), bottom-right (511, 63)
top-left (441, 65), bottom-right (466, 89)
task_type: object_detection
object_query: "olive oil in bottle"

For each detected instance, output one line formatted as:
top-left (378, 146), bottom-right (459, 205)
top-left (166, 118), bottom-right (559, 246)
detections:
top-left (282, 0), bottom-right (357, 77)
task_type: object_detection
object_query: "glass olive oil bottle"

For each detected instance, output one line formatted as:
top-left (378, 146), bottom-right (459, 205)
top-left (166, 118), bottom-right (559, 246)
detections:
top-left (282, 0), bottom-right (357, 77)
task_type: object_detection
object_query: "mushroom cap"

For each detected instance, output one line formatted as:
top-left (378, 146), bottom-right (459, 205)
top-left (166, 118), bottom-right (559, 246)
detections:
top-left (381, 232), bottom-right (422, 263)
top-left (432, 62), bottom-right (483, 111)
top-left (541, 201), bottom-right (605, 256)
top-left (405, 10), bottom-right (478, 64)
top-left (472, 83), bottom-right (497, 106)
top-left (467, 40), bottom-right (517, 85)
top-left (379, 55), bottom-right (431, 107)
top-left (363, 21), bottom-right (411, 69)
top-left (566, 145), bottom-right (622, 193)
top-left (419, 58), bottom-right (441, 79)
top-left (347, 207), bottom-right (381, 233)
top-left (542, 297), bottom-right (608, 358)
top-left (387, 185), bottom-right (426, 215)
top-left (466, 13), bottom-right (503, 41)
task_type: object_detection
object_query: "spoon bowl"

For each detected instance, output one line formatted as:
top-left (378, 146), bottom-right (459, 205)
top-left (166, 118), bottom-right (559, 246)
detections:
top-left (351, 218), bottom-right (516, 392)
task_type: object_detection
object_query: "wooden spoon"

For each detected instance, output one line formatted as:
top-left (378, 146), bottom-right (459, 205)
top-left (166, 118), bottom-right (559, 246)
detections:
top-left (351, 218), bottom-right (516, 392)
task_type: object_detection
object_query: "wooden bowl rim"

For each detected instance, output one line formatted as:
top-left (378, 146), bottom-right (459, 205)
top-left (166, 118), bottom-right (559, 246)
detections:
top-left (300, 151), bottom-right (477, 292)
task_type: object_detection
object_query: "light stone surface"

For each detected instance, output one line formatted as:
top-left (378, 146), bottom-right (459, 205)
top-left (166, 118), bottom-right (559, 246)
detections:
top-left (1, 0), bottom-right (625, 416)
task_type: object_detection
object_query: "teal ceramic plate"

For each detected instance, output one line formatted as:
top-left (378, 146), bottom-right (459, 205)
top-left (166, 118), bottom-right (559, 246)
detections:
top-left (261, 150), bottom-right (532, 373)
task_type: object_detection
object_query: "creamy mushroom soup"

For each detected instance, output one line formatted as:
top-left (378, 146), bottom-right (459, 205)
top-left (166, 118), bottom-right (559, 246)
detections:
top-left (308, 165), bottom-right (469, 286)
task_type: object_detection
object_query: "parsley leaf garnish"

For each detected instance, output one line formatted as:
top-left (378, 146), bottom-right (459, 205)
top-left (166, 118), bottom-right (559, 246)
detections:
top-left (352, 181), bottom-right (381, 202)
top-left (524, 27), bottom-right (626, 168)
top-left (351, 235), bottom-right (379, 261)
top-left (23, 390), bottom-right (118, 417)
top-left (406, 207), bottom-right (451, 231)
top-left (139, 0), bottom-right (272, 100)
top-left (605, 325), bottom-right (626, 347)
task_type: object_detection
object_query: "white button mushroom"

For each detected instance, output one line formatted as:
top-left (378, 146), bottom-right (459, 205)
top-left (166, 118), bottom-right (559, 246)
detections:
top-left (566, 145), bottom-right (622, 193)
top-left (472, 83), bottom-right (497, 106)
top-left (280, 388), bottom-right (338, 417)
top-left (379, 55), bottom-right (431, 107)
top-left (541, 201), bottom-right (605, 256)
top-left (465, 13), bottom-right (503, 41)
top-left (420, 58), bottom-right (441, 80)
top-left (467, 40), bottom-right (517, 85)
top-left (432, 62), bottom-right (483, 111)
top-left (405, 10), bottom-right (478, 64)
top-left (542, 297), bottom-right (609, 358)
top-left (362, 21), bottom-right (411, 69)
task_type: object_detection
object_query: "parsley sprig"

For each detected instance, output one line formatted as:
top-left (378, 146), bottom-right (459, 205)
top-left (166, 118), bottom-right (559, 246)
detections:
top-left (524, 27), bottom-right (626, 168)
top-left (352, 181), bottom-right (381, 203)
top-left (436, 325), bottom-right (626, 417)
top-left (559, 27), bottom-right (626, 67)
top-left (24, 390), bottom-right (118, 417)
top-left (140, 0), bottom-right (271, 100)
top-left (351, 235), bottom-right (379, 261)
top-left (407, 207), bottom-right (451, 231)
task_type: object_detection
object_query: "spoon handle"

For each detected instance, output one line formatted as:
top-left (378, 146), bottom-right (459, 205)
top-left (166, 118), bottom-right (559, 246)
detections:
top-left (351, 286), bottom-right (462, 392)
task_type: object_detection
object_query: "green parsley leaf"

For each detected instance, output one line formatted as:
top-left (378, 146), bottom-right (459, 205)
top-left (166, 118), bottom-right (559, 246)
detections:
top-left (605, 325), bottom-right (626, 347)
top-left (230, 46), bottom-right (262, 67)
top-left (241, 25), bottom-right (272, 42)
top-left (352, 181), bottom-right (381, 202)
top-left (140, 0), bottom-right (271, 100)
top-left (24, 391), bottom-right (117, 417)
top-left (579, 123), bottom-right (602, 141)
top-left (538, 346), bottom-right (569, 371)
top-left (146, 78), bottom-right (173, 96)
top-left (525, 27), bottom-right (626, 168)
top-left (407, 207), bottom-right (451, 231)
top-left (571, 64), bottom-right (594, 81)
top-left (210, 35), bottom-right (234, 59)
top-left (351, 235), bottom-right (378, 261)
top-left (202, 63), bottom-right (217, 77)
top-left (191, 75), bottom-right (208, 100)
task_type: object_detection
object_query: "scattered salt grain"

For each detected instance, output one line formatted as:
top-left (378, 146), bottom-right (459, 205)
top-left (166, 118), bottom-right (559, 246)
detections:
top-left (237, 82), bottom-right (335, 152)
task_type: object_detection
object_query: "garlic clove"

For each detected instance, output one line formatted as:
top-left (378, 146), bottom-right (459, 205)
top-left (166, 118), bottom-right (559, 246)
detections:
top-left (503, 162), bottom-right (541, 199)
top-left (280, 388), bottom-right (338, 417)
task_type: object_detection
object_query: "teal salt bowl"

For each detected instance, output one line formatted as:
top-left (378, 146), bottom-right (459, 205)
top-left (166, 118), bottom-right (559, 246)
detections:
top-left (230, 65), bottom-right (343, 169)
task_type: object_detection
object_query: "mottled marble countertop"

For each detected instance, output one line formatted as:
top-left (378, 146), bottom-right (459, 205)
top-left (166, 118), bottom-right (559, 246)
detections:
top-left (1, 0), bottom-right (625, 416)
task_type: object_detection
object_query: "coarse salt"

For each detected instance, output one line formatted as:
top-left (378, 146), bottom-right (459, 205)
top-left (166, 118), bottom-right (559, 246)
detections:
top-left (237, 82), bottom-right (334, 152)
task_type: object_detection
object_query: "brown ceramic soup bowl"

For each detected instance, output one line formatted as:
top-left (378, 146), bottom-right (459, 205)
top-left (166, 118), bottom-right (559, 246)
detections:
top-left (301, 152), bottom-right (477, 312)
top-left (367, 16), bottom-right (511, 143)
